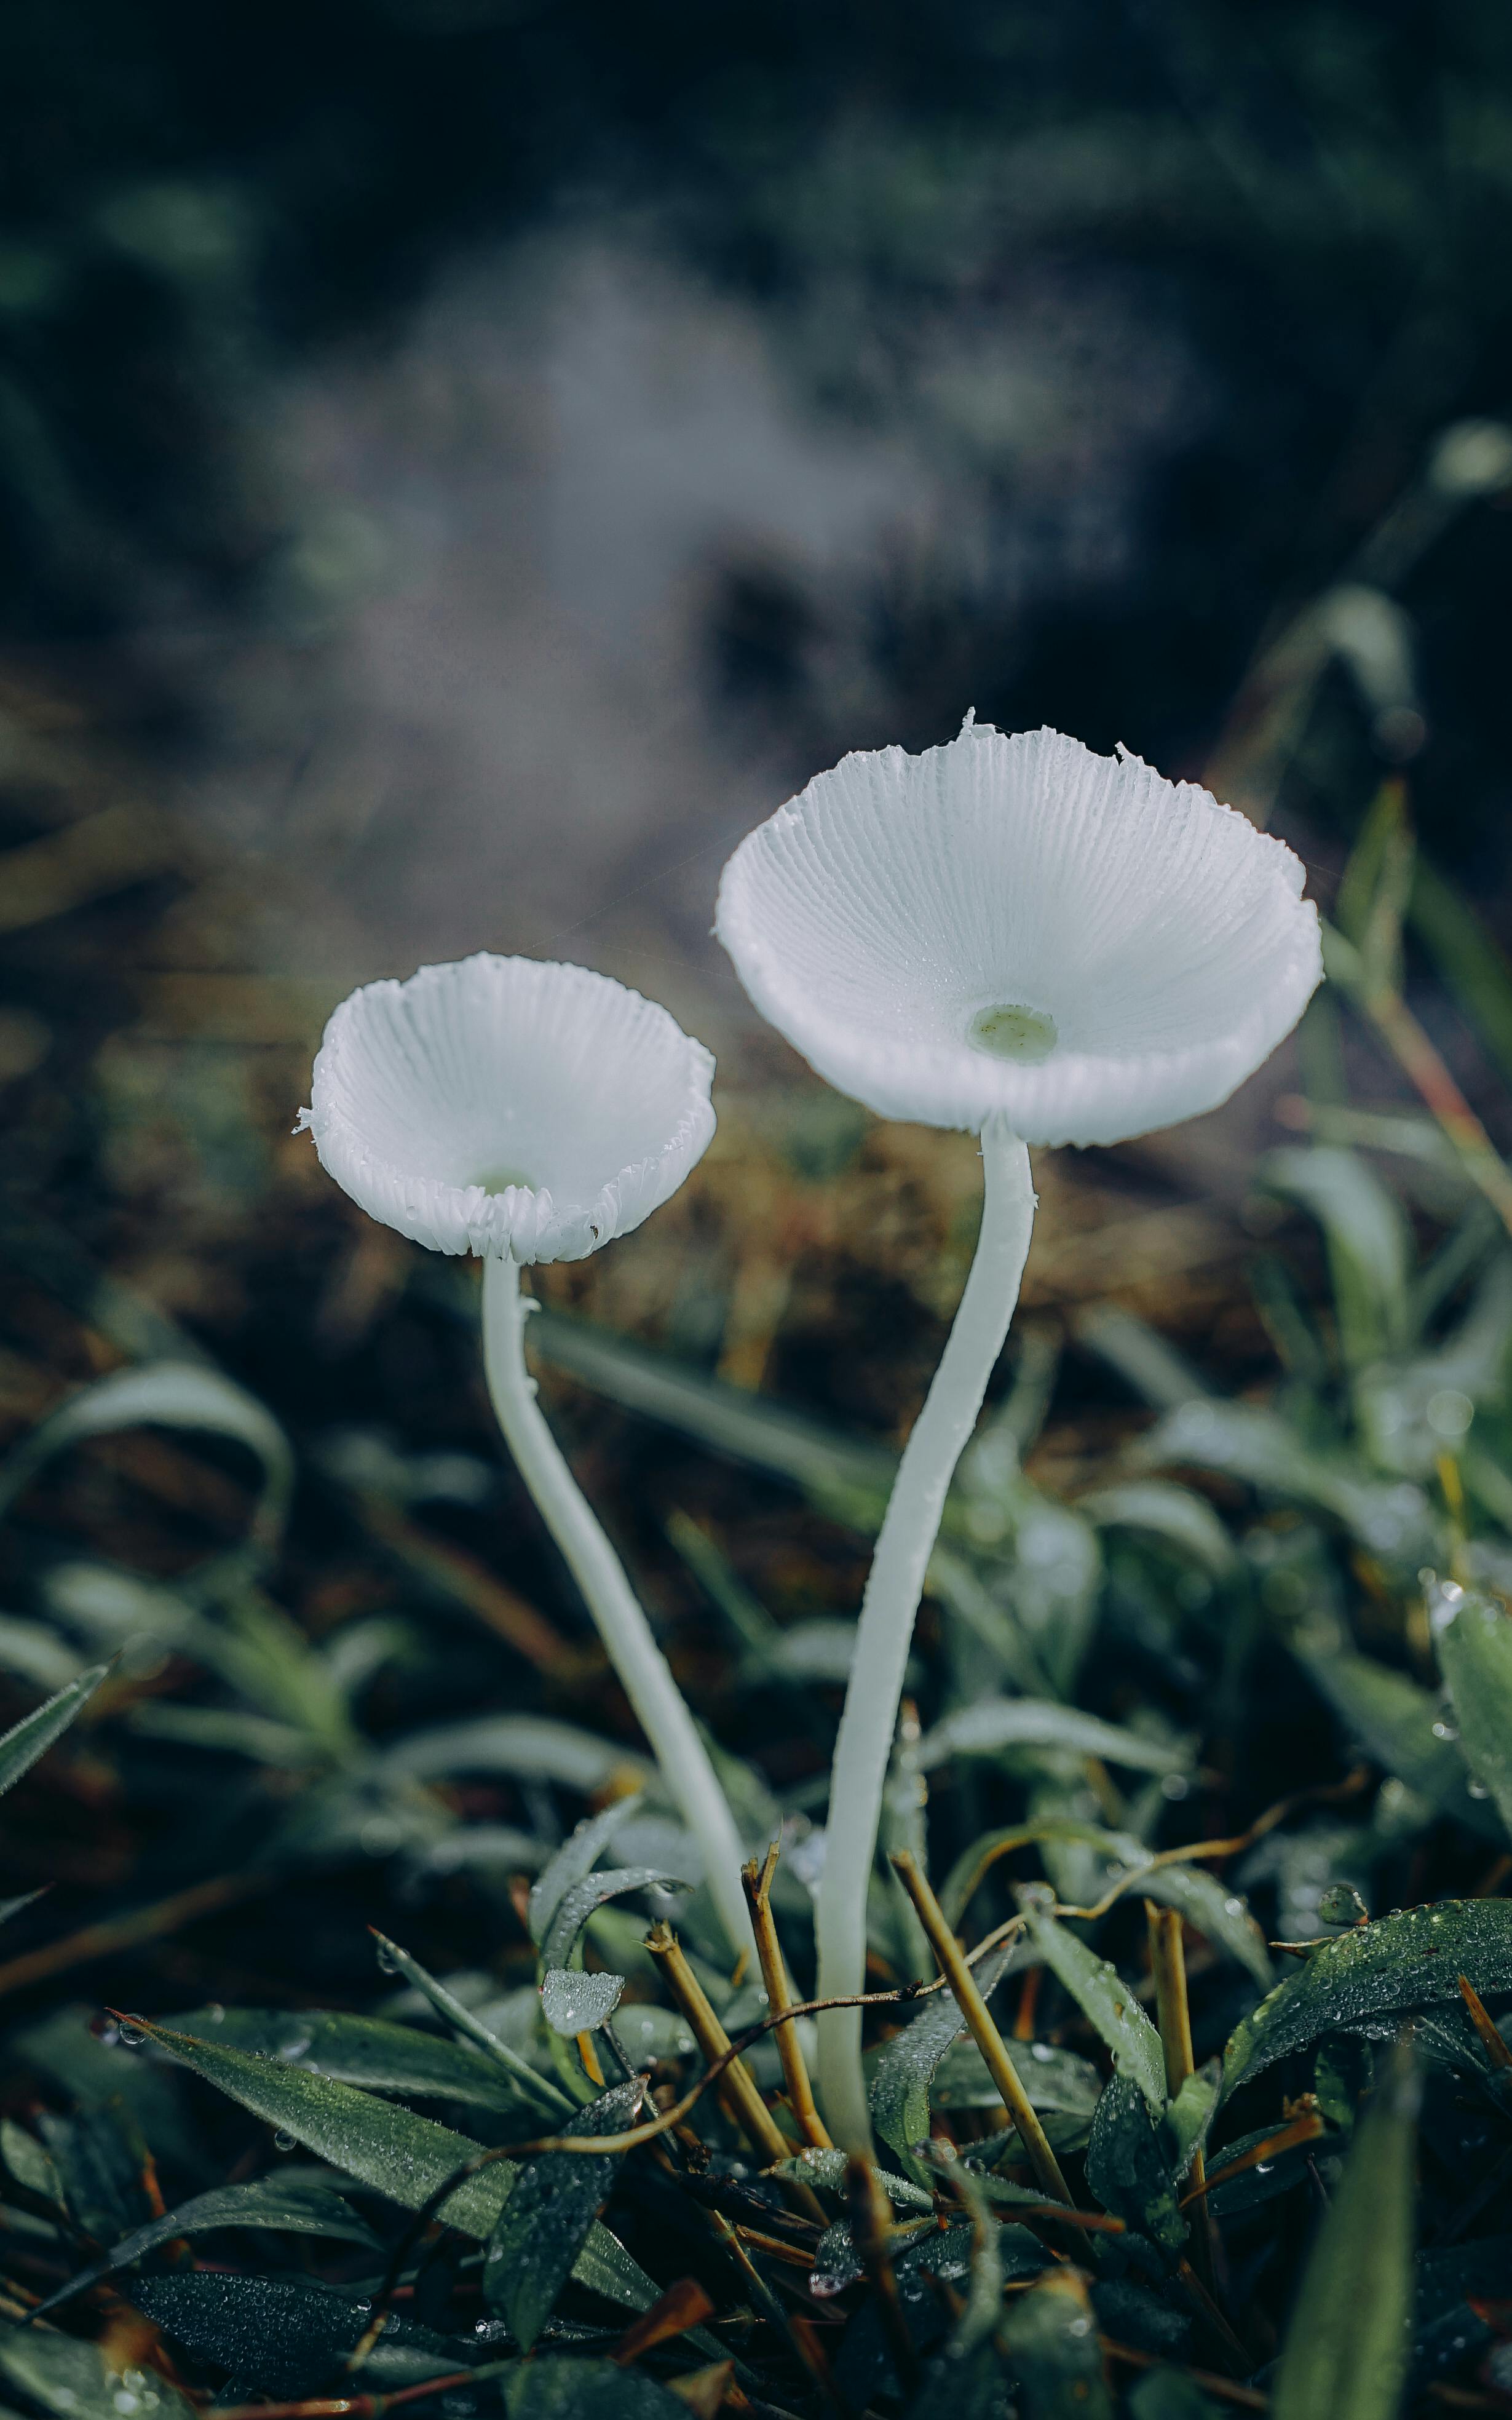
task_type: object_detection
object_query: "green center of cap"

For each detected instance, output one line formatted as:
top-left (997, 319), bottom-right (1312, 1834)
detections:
top-left (968, 1002), bottom-right (1058, 1065)
top-left (475, 1167), bottom-right (535, 1196)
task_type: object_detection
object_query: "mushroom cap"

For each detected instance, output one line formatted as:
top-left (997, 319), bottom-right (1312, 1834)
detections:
top-left (716, 724), bottom-right (1322, 1145)
top-left (300, 953), bottom-right (716, 1263)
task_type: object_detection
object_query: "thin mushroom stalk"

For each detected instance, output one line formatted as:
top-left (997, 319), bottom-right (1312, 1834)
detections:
top-left (482, 1254), bottom-right (752, 1957)
top-left (716, 717), bottom-right (1323, 2143)
top-left (298, 949), bottom-right (754, 1962)
top-left (815, 1115), bottom-right (1034, 2149)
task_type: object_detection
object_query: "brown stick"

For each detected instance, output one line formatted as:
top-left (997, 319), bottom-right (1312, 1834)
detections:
top-left (1181, 2112), bottom-right (1324, 2205)
top-left (1146, 1903), bottom-right (1218, 2293)
top-left (1362, 986), bottom-right (1512, 1239)
top-left (946, 1767), bottom-right (1374, 1934)
top-left (889, 1850), bottom-right (1074, 2212)
top-left (743, 1846), bottom-right (831, 2151)
top-left (646, 1924), bottom-right (827, 2226)
top-left (1459, 1973), bottom-right (1512, 2071)
top-left (0, 1869), bottom-right (271, 2002)
top-left (1102, 2337), bottom-right (1268, 2410)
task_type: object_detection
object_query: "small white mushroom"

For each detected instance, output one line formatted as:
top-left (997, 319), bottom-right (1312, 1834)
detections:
top-left (718, 719), bottom-right (1321, 2148)
top-left (299, 952), bottom-right (753, 1960)
top-left (300, 951), bottom-right (716, 1264)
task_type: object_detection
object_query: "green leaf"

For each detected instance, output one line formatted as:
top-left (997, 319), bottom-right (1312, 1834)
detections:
top-left (1432, 1582), bottom-right (1512, 1840)
top-left (540, 1970), bottom-right (625, 2036)
top-left (0, 1361), bottom-right (294, 1557)
top-left (1018, 1900), bottom-right (1167, 2111)
top-left (162, 2003), bottom-right (565, 2117)
top-left (1075, 1483), bottom-right (1238, 1578)
top-left (504, 2355), bottom-right (687, 2419)
top-left (1222, 1900), bottom-right (1512, 2100)
top-left (1410, 855), bottom-right (1512, 1092)
top-left (938, 1820), bottom-right (1273, 1988)
top-left (931, 2036), bottom-right (1102, 2119)
top-left (905, 2340), bottom-right (1017, 2420)
top-left (1085, 2074), bottom-right (1185, 2252)
top-left (484, 2077), bottom-right (642, 2349)
top-left (539, 1868), bottom-right (690, 1972)
top-left (869, 1945), bottom-right (1021, 2171)
top-left (31, 2178), bottom-right (380, 2317)
top-left (130, 2017), bottom-right (659, 2315)
top-left (36, 2104), bottom-right (151, 2240)
top-left (916, 1699), bottom-right (1189, 1777)
top-left (1205, 2120), bottom-right (1318, 2220)
top-left (1134, 1400), bottom-right (1433, 1571)
top-left (1000, 2267), bottom-right (1115, 2419)
top-left (0, 2322), bottom-right (199, 2420)
top-left (528, 1306), bottom-right (895, 1514)
top-left (1, 2117), bottom-right (62, 2207)
top-left (1272, 2040), bottom-right (1417, 2420)
top-left (0, 1616), bottom-right (84, 1692)
top-left (1127, 2372), bottom-right (1222, 2419)
top-left (528, 1795), bottom-right (643, 1945)
top-left (0, 1665), bottom-right (108, 1797)
top-left (379, 1716), bottom-right (651, 1793)
top-left (14, 2005), bottom-right (196, 2170)
top-left (1258, 1148), bottom-right (1412, 1368)
top-left (365, 1937), bottom-right (573, 2117)
top-left (1289, 1641), bottom-right (1502, 1839)
top-left (128, 2272), bottom-right (479, 2398)
top-left (771, 2148), bottom-right (933, 2208)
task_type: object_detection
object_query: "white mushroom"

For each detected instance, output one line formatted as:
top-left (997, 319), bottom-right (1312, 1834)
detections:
top-left (718, 719), bottom-right (1321, 2148)
top-left (299, 953), bottom-right (753, 1959)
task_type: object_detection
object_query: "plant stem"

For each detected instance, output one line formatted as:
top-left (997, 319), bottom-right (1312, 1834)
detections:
top-left (481, 1255), bottom-right (753, 1961)
top-left (1146, 1902), bottom-right (1218, 2293)
top-left (815, 1119), bottom-right (1035, 2150)
top-left (891, 1850), bottom-right (1075, 2214)
top-left (744, 1846), bottom-right (832, 2149)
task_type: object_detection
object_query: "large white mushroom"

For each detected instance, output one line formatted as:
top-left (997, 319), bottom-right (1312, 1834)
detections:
top-left (299, 952), bottom-right (753, 1960)
top-left (717, 719), bottom-right (1322, 2147)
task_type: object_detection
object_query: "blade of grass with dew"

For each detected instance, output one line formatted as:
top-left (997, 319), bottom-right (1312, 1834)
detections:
top-left (1271, 2039), bottom-right (1417, 2420)
top-left (127, 2017), bottom-right (659, 2313)
top-left (1017, 1898), bottom-right (1168, 2111)
top-left (0, 1664), bottom-right (108, 1796)
top-left (1430, 1581), bottom-right (1512, 1842)
top-left (1222, 1902), bottom-right (1512, 2100)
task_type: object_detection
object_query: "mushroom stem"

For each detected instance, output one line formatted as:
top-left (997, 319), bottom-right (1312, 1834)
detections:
top-left (481, 1255), bottom-right (754, 1962)
top-left (815, 1117), bottom-right (1035, 2151)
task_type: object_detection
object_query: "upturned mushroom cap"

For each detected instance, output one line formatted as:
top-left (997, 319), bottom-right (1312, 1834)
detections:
top-left (716, 723), bottom-right (1322, 1145)
top-left (299, 953), bottom-right (716, 1263)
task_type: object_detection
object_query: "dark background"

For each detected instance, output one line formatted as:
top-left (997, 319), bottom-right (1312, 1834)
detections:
top-left (2, 0), bottom-right (1511, 1008)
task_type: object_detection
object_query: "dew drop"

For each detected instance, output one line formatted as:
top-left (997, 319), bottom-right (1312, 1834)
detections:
top-left (375, 1943), bottom-right (399, 1975)
top-left (273, 2130), bottom-right (297, 2153)
top-left (1469, 1780), bottom-right (1491, 1799)
top-left (116, 2021), bottom-right (144, 2049)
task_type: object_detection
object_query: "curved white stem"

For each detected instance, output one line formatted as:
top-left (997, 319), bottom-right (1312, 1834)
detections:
top-left (815, 1119), bottom-right (1036, 2151)
top-left (482, 1255), bottom-right (754, 1964)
